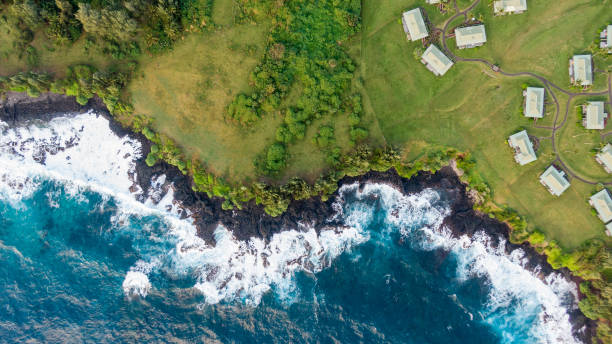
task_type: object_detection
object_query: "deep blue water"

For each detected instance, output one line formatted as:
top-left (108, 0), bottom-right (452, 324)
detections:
top-left (0, 178), bottom-right (577, 344)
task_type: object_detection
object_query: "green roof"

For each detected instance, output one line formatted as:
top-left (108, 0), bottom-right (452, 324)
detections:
top-left (402, 9), bottom-right (428, 41)
top-left (508, 130), bottom-right (537, 165)
top-left (572, 55), bottom-right (593, 86)
top-left (524, 87), bottom-right (544, 118)
top-left (540, 166), bottom-right (570, 196)
top-left (421, 45), bottom-right (454, 76)
top-left (455, 25), bottom-right (487, 47)
top-left (494, 0), bottom-right (527, 13)
top-left (585, 101), bottom-right (607, 130)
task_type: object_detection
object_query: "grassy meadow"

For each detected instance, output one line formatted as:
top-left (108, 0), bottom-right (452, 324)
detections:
top-left (357, 0), bottom-right (612, 248)
top-left (0, 23), bottom-right (112, 77)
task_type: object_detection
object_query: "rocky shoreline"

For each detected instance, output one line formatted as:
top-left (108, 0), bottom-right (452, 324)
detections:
top-left (0, 92), bottom-right (596, 342)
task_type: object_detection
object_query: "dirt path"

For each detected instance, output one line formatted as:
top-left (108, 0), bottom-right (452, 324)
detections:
top-left (436, 0), bottom-right (612, 185)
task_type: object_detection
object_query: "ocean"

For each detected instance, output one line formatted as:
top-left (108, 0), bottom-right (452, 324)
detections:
top-left (0, 112), bottom-right (582, 343)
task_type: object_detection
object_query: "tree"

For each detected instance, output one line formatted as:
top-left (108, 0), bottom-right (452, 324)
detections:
top-left (75, 3), bottom-right (138, 41)
top-left (265, 143), bottom-right (287, 173)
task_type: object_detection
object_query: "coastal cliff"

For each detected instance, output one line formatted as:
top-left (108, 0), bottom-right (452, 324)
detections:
top-left (0, 92), bottom-right (596, 342)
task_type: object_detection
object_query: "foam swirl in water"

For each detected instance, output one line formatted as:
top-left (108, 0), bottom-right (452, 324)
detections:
top-left (0, 112), bottom-right (581, 343)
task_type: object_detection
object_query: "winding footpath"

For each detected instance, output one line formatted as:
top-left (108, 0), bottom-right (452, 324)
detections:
top-left (438, 0), bottom-right (612, 185)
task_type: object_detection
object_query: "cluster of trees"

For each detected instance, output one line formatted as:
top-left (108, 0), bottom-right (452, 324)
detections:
top-left (225, 0), bottom-right (362, 175)
top-left (0, 0), bottom-right (213, 59)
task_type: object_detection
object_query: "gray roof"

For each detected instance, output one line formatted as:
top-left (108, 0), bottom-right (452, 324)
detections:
top-left (540, 166), bottom-right (570, 196)
top-left (402, 9), bottom-right (429, 41)
top-left (455, 25), bottom-right (487, 47)
top-left (572, 55), bottom-right (593, 86)
top-left (508, 130), bottom-right (537, 165)
top-left (590, 189), bottom-right (612, 223)
top-left (524, 87), bottom-right (544, 118)
top-left (494, 0), bottom-right (527, 13)
top-left (585, 101), bottom-right (607, 130)
top-left (421, 45), bottom-right (454, 76)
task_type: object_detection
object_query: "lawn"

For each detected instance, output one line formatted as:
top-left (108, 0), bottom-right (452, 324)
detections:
top-left (556, 95), bottom-right (612, 181)
top-left (358, 0), bottom-right (611, 248)
top-left (129, 21), bottom-right (276, 182)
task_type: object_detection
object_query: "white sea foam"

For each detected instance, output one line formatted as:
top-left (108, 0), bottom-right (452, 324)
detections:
top-left (122, 271), bottom-right (152, 298)
top-left (0, 111), bottom-right (142, 203)
top-left (335, 182), bottom-right (580, 344)
top-left (0, 113), bottom-right (582, 343)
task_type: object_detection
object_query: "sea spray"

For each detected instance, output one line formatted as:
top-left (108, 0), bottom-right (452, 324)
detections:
top-left (335, 182), bottom-right (580, 344)
top-left (0, 112), bottom-right (584, 343)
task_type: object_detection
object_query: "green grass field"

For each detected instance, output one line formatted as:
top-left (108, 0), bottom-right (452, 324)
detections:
top-left (129, 22), bottom-right (277, 182)
top-left (357, 0), bottom-right (612, 248)
top-left (0, 25), bottom-right (112, 77)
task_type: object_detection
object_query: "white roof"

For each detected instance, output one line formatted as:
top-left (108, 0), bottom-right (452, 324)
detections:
top-left (572, 55), bottom-right (593, 86)
top-left (426, 0), bottom-right (440, 3)
top-left (402, 9), bottom-right (428, 41)
top-left (597, 144), bottom-right (612, 172)
top-left (590, 189), bottom-right (612, 223)
top-left (494, 0), bottom-right (527, 13)
top-left (421, 45), bottom-right (454, 75)
top-left (585, 101), bottom-right (607, 130)
top-left (508, 130), bottom-right (537, 165)
top-left (455, 25), bottom-right (487, 47)
top-left (540, 166), bottom-right (570, 196)
top-left (608, 25), bottom-right (612, 48)
top-left (524, 87), bottom-right (544, 118)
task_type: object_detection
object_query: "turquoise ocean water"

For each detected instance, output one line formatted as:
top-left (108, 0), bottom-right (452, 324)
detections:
top-left (0, 114), bottom-right (581, 343)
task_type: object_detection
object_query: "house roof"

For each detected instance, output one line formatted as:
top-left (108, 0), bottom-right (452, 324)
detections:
top-left (524, 87), bottom-right (544, 118)
top-left (608, 25), bottom-right (612, 48)
top-left (421, 45), bottom-right (454, 75)
top-left (572, 55), bottom-right (593, 86)
top-left (597, 144), bottom-right (612, 172)
top-left (606, 222), bottom-right (612, 236)
top-left (455, 25), bottom-right (487, 47)
top-left (494, 0), bottom-right (527, 13)
top-left (585, 101), bottom-right (607, 130)
top-left (540, 166), bottom-right (570, 196)
top-left (402, 9), bottom-right (428, 41)
top-left (590, 189), bottom-right (612, 223)
top-left (426, 0), bottom-right (441, 3)
top-left (508, 130), bottom-right (537, 165)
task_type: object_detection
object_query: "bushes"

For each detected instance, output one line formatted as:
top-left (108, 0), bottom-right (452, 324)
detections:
top-left (0, 71), bottom-right (52, 97)
top-left (227, 0), bottom-right (360, 132)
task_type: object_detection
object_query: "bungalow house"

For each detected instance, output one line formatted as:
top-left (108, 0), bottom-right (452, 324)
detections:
top-left (508, 130), bottom-right (537, 165)
top-left (596, 144), bottom-right (612, 173)
top-left (426, 0), bottom-right (441, 3)
top-left (539, 165), bottom-right (570, 196)
top-left (494, 0), bottom-right (527, 15)
top-left (589, 189), bottom-right (612, 224)
top-left (523, 87), bottom-right (545, 118)
top-left (421, 45), bottom-right (454, 76)
top-left (455, 25), bottom-right (487, 49)
top-left (569, 55), bottom-right (593, 86)
top-left (600, 25), bottom-right (612, 53)
top-left (582, 101), bottom-right (608, 130)
top-left (402, 8), bottom-right (429, 42)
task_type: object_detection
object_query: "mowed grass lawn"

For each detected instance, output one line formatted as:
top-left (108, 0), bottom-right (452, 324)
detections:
top-left (359, 0), bottom-right (611, 248)
top-left (556, 96), bottom-right (612, 181)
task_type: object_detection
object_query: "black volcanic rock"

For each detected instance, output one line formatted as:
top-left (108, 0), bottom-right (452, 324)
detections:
top-left (0, 91), bottom-right (596, 343)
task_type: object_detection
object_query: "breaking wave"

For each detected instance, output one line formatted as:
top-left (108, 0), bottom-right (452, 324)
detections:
top-left (0, 112), bottom-right (581, 343)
